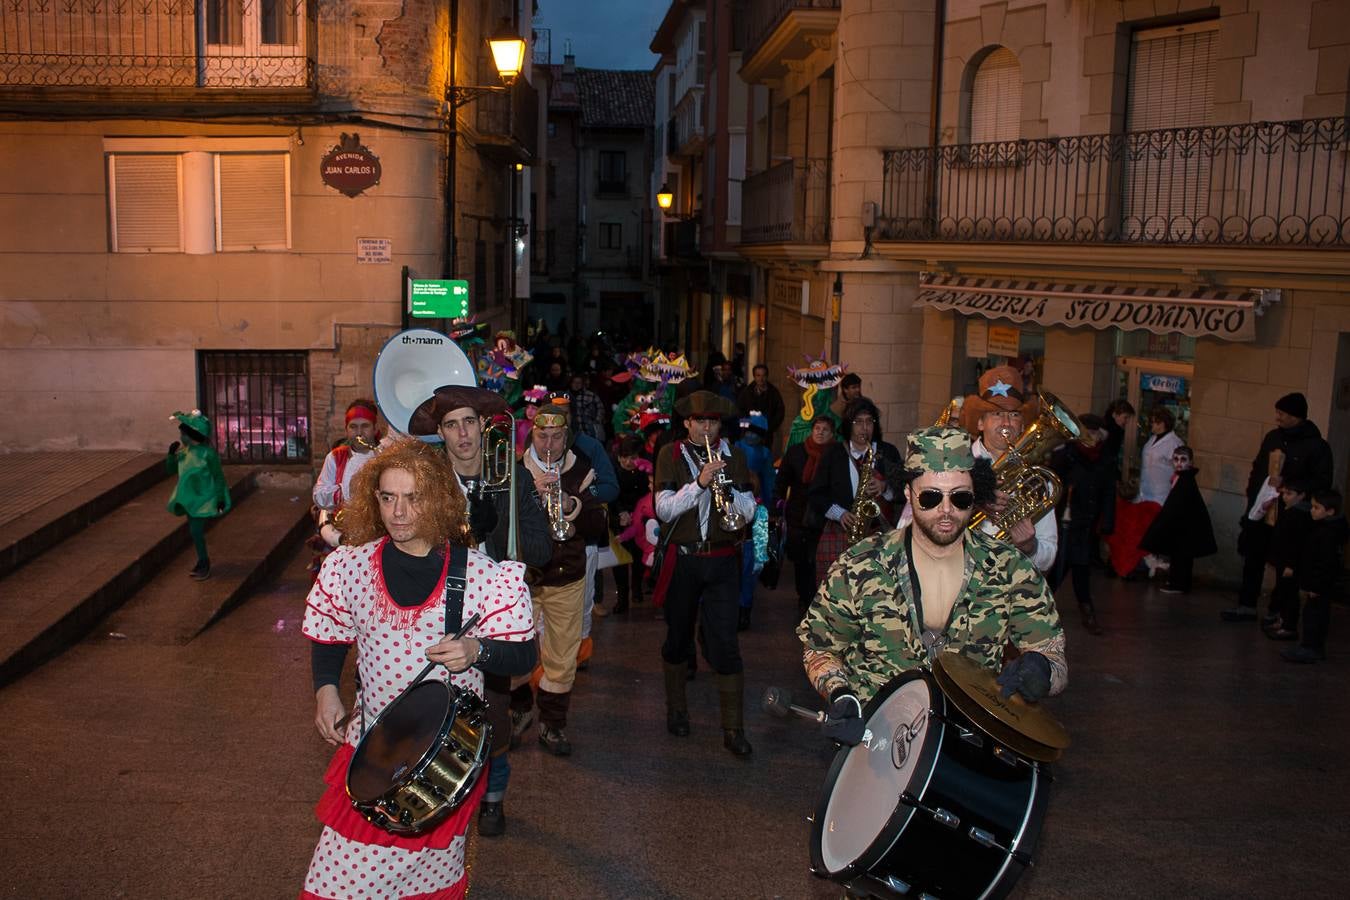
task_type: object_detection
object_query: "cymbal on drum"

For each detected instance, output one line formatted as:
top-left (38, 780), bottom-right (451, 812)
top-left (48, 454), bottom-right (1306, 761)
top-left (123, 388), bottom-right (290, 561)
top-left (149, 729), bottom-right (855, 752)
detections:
top-left (932, 651), bottom-right (1069, 763)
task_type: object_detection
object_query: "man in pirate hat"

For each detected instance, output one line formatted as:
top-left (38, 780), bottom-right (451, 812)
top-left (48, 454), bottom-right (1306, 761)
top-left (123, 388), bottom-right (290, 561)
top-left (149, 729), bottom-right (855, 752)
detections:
top-left (408, 384), bottom-right (552, 836)
top-left (798, 426), bottom-right (1066, 742)
top-left (654, 390), bottom-right (758, 756)
top-left (960, 365), bottom-right (1058, 572)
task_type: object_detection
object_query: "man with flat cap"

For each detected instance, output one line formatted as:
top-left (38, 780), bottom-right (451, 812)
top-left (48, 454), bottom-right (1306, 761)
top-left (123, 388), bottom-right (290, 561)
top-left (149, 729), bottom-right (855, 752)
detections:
top-left (798, 426), bottom-right (1066, 744)
top-left (409, 385), bottom-right (551, 836)
top-left (655, 390), bottom-right (758, 756)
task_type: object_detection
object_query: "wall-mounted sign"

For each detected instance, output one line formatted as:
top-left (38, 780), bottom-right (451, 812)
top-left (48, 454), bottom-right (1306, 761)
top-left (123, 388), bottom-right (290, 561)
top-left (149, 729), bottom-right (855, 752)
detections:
top-left (356, 238), bottom-right (392, 264)
top-left (1140, 373), bottom-right (1186, 395)
top-left (321, 133), bottom-right (382, 197)
top-left (965, 319), bottom-right (989, 358)
top-left (410, 279), bottom-right (470, 318)
top-left (986, 324), bottom-right (1021, 357)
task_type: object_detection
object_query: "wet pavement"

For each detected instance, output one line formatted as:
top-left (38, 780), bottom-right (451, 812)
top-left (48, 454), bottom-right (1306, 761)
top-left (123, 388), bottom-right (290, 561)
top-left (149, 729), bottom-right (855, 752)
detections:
top-left (1, 543), bottom-right (1346, 899)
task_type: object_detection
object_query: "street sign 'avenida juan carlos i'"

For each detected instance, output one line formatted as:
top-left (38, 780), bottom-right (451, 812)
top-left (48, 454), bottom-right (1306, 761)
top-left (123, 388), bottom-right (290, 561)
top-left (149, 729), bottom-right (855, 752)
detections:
top-left (410, 279), bottom-right (470, 318)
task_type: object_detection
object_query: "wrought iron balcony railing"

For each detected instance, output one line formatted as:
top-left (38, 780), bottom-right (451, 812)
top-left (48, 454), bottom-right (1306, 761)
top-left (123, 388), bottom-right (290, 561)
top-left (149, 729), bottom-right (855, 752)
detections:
top-left (742, 157), bottom-right (830, 245)
top-left (0, 0), bottom-right (313, 90)
top-left (879, 118), bottom-right (1350, 248)
top-left (475, 74), bottom-right (539, 162)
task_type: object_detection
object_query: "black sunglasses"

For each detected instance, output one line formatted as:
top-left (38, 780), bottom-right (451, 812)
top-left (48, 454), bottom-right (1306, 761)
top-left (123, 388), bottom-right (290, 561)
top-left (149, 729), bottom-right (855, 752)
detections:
top-left (915, 488), bottom-right (976, 511)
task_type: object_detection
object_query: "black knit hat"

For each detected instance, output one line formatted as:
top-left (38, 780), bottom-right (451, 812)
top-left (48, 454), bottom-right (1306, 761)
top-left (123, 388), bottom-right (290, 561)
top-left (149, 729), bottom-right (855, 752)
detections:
top-left (1275, 392), bottom-right (1308, 420)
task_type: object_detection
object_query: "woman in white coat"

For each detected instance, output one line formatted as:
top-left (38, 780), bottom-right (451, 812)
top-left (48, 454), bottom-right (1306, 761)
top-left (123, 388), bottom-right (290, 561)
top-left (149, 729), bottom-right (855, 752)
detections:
top-left (1138, 406), bottom-right (1184, 504)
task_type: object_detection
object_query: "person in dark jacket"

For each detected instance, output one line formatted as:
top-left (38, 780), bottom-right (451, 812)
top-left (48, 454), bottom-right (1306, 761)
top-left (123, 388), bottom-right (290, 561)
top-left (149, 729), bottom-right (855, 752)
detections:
top-left (1263, 480), bottom-right (1315, 640)
top-left (809, 398), bottom-right (903, 575)
top-left (1098, 399), bottom-right (1136, 539)
top-left (1053, 416), bottom-right (1114, 633)
top-left (1284, 488), bottom-right (1346, 663)
top-left (774, 415), bottom-right (836, 616)
top-left (736, 363), bottom-right (787, 450)
top-left (1140, 445), bottom-right (1217, 595)
top-left (1223, 392), bottom-right (1334, 622)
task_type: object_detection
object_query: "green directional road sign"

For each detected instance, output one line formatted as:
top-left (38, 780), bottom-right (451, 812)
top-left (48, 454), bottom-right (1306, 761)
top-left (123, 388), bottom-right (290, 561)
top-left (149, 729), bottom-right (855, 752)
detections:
top-left (410, 279), bottom-right (470, 318)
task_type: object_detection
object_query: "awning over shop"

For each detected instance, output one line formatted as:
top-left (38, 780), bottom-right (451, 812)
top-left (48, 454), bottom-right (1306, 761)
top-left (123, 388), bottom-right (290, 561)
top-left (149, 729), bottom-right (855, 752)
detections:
top-left (913, 273), bottom-right (1272, 342)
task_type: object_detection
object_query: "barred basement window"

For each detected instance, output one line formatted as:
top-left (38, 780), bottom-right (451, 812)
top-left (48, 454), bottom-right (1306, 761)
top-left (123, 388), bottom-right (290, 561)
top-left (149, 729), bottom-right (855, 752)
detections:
top-left (198, 350), bottom-right (310, 464)
top-left (108, 155), bottom-right (183, 253)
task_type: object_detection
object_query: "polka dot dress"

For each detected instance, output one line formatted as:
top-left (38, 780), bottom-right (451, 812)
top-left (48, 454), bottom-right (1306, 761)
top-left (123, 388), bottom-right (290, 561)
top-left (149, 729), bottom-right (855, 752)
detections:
top-left (301, 539), bottom-right (534, 899)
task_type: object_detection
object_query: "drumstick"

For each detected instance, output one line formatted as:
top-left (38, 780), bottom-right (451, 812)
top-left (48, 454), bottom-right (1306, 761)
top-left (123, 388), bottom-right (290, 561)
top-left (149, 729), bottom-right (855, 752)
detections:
top-left (408, 612), bottom-right (483, 689)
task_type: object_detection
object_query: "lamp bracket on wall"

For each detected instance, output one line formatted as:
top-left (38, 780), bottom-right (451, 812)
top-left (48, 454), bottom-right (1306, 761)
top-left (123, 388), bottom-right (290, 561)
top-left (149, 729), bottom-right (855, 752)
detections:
top-left (448, 84), bottom-right (507, 109)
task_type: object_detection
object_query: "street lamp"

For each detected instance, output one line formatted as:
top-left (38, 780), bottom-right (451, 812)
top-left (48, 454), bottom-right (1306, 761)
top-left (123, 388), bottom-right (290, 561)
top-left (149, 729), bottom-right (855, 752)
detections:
top-left (656, 182), bottom-right (674, 211)
top-left (489, 19), bottom-right (527, 86)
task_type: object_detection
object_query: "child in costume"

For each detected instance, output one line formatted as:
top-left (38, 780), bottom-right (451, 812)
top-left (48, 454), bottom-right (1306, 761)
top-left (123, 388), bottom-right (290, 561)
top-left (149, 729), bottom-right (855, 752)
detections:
top-left (166, 410), bottom-right (231, 580)
top-left (1140, 444), bottom-right (1216, 596)
top-left (1284, 489), bottom-right (1346, 663)
top-left (733, 413), bottom-right (775, 631)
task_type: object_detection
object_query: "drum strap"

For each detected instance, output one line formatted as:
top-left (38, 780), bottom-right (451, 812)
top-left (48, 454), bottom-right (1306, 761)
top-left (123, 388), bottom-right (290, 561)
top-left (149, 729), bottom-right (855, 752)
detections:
top-left (356, 543), bottom-right (471, 739)
top-left (905, 529), bottom-right (950, 661)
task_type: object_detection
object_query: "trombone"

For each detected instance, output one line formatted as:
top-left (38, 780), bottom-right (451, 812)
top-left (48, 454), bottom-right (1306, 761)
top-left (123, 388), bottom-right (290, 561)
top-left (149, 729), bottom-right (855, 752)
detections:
top-left (478, 412), bottom-right (520, 561)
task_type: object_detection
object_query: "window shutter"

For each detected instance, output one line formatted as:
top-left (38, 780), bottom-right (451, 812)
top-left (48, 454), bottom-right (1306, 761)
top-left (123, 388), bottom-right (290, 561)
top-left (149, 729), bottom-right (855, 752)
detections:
top-left (217, 152), bottom-right (290, 251)
top-left (111, 155), bottom-right (181, 252)
top-left (969, 48), bottom-right (1022, 144)
top-left (1124, 23), bottom-right (1218, 238)
top-left (1127, 24), bottom-right (1218, 131)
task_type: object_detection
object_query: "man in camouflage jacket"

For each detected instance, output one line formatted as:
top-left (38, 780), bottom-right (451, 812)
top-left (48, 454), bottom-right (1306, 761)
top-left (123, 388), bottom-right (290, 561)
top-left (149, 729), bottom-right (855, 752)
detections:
top-left (798, 426), bottom-right (1066, 722)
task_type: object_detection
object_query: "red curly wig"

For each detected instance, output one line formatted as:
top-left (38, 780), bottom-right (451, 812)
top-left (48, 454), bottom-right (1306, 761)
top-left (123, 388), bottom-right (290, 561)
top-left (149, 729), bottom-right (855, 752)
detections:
top-left (339, 439), bottom-right (473, 548)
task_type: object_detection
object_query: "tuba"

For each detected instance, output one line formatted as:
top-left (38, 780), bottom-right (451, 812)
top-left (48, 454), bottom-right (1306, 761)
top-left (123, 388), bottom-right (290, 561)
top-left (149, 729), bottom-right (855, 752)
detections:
top-left (968, 389), bottom-right (1096, 541)
top-left (372, 328), bottom-right (520, 559)
top-left (845, 445), bottom-right (881, 546)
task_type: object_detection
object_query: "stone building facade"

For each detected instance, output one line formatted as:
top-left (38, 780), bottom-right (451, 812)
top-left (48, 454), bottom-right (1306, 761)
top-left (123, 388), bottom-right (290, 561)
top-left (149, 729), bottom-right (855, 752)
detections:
top-left (734, 0), bottom-right (1349, 580)
top-left (0, 0), bottom-right (537, 461)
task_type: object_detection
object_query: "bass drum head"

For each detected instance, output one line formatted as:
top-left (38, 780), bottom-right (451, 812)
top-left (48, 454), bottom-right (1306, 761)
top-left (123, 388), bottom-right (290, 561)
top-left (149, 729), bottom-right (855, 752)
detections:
top-left (347, 681), bottom-right (450, 804)
top-left (814, 672), bottom-right (941, 877)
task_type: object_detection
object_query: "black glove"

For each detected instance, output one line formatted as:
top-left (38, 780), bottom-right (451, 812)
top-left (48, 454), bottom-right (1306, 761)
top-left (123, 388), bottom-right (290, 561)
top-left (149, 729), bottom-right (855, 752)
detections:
top-left (168, 441), bottom-right (181, 455)
top-left (996, 652), bottom-right (1052, 702)
top-left (822, 688), bottom-right (865, 747)
top-left (467, 495), bottom-right (498, 544)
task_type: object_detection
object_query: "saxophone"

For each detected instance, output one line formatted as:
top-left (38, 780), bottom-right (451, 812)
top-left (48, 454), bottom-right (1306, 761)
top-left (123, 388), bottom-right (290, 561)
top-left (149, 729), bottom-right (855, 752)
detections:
top-left (845, 445), bottom-right (882, 546)
top-left (542, 448), bottom-right (576, 541)
top-left (704, 436), bottom-right (747, 532)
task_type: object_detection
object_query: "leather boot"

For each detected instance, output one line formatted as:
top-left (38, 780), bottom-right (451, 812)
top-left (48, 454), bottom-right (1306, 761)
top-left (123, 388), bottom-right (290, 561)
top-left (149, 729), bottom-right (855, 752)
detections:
top-left (664, 661), bottom-right (690, 735)
top-left (717, 672), bottom-right (752, 757)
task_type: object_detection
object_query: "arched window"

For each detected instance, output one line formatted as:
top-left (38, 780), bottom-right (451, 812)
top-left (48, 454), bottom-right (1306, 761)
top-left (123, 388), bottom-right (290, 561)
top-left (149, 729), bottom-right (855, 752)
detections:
top-left (967, 47), bottom-right (1022, 143)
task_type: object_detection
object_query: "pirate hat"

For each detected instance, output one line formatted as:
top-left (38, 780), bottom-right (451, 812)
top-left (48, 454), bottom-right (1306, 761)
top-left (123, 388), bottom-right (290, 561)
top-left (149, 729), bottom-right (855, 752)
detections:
top-left (675, 390), bottom-right (737, 420)
top-left (408, 385), bottom-right (510, 436)
top-left (959, 365), bottom-right (1039, 435)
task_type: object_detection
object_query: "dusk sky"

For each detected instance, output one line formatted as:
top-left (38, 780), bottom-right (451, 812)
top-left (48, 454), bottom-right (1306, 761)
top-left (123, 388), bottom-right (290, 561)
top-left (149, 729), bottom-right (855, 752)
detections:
top-left (534, 0), bottom-right (670, 71)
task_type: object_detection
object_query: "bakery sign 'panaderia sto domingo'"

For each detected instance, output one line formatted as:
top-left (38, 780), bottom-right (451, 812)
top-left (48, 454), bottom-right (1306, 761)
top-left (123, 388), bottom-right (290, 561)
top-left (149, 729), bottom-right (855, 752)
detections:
top-left (913, 273), bottom-right (1275, 341)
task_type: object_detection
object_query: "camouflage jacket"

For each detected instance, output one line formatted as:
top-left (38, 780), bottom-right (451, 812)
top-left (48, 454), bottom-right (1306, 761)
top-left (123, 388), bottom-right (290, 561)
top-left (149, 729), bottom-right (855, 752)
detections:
top-left (797, 525), bottom-right (1067, 703)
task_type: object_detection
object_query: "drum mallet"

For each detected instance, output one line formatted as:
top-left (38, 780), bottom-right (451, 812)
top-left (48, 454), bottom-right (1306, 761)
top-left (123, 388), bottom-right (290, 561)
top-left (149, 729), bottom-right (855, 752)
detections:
top-left (762, 686), bottom-right (828, 723)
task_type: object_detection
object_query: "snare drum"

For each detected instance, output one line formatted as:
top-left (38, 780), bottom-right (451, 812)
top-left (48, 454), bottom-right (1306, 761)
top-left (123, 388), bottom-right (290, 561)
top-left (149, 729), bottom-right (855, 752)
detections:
top-left (809, 670), bottom-right (1047, 899)
top-left (346, 679), bottom-right (491, 835)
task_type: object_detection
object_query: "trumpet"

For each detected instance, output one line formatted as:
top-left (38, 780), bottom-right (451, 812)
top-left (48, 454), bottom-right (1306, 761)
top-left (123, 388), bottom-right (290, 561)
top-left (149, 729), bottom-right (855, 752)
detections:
top-left (704, 435), bottom-right (747, 532)
top-left (350, 434), bottom-right (381, 454)
top-left (542, 447), bottom-right (575, 541)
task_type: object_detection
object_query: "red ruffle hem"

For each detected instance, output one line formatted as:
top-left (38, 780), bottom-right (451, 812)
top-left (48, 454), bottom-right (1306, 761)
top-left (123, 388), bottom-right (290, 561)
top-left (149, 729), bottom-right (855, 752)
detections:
top-left (1105, 497), bottom-right (1162, 577)
top-left (312, 742), bottom-right (486, 852)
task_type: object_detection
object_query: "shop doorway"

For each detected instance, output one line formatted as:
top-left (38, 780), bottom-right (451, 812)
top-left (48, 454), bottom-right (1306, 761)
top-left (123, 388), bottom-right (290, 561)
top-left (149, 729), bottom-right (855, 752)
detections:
top-left (1116, 355), bottom-right (1193, 488)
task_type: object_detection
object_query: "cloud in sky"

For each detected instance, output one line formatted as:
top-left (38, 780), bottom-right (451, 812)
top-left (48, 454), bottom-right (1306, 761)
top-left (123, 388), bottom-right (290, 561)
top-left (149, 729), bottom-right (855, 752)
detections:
top-left (533, 0), bottom-right (670, 71)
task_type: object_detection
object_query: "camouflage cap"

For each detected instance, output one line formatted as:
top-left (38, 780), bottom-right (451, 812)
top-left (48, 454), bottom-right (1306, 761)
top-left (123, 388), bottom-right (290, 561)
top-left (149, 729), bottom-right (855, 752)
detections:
top-left (905, 425), bottom-right (975, 474)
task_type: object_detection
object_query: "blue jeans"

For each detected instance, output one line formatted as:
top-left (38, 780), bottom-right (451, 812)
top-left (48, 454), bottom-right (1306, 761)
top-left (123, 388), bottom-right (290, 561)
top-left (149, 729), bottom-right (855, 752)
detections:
top-left (485, 751), bottom-right (510, 802)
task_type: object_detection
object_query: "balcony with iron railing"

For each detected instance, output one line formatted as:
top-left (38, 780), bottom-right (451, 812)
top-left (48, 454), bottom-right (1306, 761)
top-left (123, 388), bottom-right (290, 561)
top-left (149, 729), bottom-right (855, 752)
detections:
top-left (740, 0), bottom-right (839, 84)
top-left (741, 157), bottom-right (830, 249)
top-left (474, 74), bottom-right (539, 163)
top-left (0, 0), bottom-right (315, 96)
top-left (878, 118), bottom-right (1350, 249)
top-left (669, 87), bottom-right (705, 158)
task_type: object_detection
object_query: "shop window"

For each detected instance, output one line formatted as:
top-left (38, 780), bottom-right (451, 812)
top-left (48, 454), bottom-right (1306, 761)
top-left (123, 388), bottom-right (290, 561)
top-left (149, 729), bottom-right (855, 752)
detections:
top-left (966, 47), bottom-right (1022, 144)
top-left (199, 350), bottom-right (309, 463)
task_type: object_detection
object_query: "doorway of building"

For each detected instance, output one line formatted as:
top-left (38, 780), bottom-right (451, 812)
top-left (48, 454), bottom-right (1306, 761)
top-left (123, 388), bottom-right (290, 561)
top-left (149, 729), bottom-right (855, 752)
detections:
top-left (1115, 355), bottom-right (1193, 488)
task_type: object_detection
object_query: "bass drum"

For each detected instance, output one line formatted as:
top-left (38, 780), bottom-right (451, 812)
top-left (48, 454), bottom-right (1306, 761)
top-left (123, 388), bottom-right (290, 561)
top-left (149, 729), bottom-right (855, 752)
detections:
top-left (809, 670), bottom-right (1047, 899)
